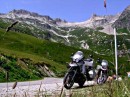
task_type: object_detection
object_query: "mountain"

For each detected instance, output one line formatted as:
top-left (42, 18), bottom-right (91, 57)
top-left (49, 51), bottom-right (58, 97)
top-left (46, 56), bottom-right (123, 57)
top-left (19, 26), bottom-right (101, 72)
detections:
top-left (113, 5), bottom-right (130, 34)
top-left (60, 14), bottom-right (120, 34)
top-left (0, 6), bottom-right (130, 55)
top-left (0, 9), bottom-right (73, 45)
top-left (0, 9), bottom-right (66, 25)
top-left (0, 9), bottom-right (120, 34)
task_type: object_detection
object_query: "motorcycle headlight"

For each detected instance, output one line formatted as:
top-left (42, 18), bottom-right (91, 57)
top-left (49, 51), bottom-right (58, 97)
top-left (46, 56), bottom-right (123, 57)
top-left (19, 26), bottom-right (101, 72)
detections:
top-left (75, 58), bottom-right (79, 63)
top-left (102, 65), bottom-right (107, 69)
top-left (69, 63), bottom-right (77, 67)
top-left (88, 70), bottom-right (94, 75)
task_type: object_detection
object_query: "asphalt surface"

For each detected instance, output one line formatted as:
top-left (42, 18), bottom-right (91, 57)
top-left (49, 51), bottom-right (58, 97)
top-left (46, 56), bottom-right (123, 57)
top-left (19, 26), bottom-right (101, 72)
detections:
top-left (0, 77), bottom-right (95, 97)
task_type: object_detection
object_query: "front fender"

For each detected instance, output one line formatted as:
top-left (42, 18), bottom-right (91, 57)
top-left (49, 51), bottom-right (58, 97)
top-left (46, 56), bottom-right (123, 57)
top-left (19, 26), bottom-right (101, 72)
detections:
top-left (63, 68), bottom-right (77, 82)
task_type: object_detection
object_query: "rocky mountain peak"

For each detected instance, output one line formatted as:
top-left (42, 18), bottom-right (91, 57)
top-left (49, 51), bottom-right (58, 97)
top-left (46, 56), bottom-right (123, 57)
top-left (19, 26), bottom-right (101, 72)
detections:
top-left (10, 9), bottom-right (31, 14)
top-left (91, 13), bottom-right (98, 18)
top-left (125, 5), bottom-right (130, 11)
top-left (5, 9), bottom-right (67, 25)
top-left (9, 9), bottom-right (48, 18)
top-left (0, 13), bottom-right (5, 15)
top-left (113, 5), bottom-right (130, 30)
top-left (54, 18), bottom-right (67, 24)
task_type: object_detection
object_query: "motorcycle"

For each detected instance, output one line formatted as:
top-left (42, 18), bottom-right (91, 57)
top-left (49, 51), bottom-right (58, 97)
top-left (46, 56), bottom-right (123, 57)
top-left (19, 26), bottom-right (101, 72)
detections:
top-left (63, 52), bottom-right (97, 89)
top-left (84, 58), bottom-right (97, 81)
top-left (63, 61), bottom-right (86, 89)
top-left (97, 59), bottom-right (108, 84)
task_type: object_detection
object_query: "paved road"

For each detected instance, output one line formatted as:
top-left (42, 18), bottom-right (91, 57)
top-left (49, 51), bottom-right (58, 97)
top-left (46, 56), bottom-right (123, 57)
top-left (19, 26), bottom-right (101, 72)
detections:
top-left (0, 78), bottom-right (63, 88)
top-left (0, 77), bottom-right (95, 97)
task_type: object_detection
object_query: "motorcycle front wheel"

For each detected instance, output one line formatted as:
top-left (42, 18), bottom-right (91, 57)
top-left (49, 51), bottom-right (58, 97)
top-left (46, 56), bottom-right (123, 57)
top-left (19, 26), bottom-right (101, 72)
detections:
top-left (63, 72), bottom-right (75, 89)
top-left (97, 70), bottom-right (108, 84)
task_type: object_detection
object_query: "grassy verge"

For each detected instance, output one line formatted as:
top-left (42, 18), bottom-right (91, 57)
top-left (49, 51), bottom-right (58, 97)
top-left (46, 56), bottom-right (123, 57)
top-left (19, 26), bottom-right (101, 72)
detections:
top-left (60, 78), bottom-right (130, 97)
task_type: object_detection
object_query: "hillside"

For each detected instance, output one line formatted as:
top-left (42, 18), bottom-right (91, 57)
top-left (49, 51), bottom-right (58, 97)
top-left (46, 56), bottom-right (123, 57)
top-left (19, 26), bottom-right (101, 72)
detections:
top-left (0, 8), bottom-right (130, 56)
top-left (0, 18), bottom-right (130, 56)
top-left (0, 27), bottom-right (101, 82)
top-left (0, 28), bottom-right (66, 81)
top-left (0, 26), bottom-right (130, 82)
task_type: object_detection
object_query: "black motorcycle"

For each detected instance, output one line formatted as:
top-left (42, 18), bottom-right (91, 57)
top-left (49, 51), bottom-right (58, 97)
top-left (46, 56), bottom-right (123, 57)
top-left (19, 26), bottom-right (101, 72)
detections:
top-left (63, 61), bottom-right (86, 89)
top-left (97, 59), bottom-right (108, 84)
top-left (63, 52), bottom-right (97, 89)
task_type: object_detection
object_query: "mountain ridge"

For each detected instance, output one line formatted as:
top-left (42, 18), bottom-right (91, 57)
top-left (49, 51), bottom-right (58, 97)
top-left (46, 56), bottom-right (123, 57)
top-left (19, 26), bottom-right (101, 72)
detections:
top-left (0, 9), bottom-right (120, 27)
top-left (0, 6), bottom-right (130, 53)
top-left (0, 9), bottom-right (121, 37)
top-left (113, 5), bottom-right (130, 31)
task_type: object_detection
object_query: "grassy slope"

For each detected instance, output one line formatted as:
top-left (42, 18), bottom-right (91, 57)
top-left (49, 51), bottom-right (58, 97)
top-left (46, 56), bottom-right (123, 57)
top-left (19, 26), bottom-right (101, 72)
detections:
top-left (0, 28), bottom-right (99, 81)
top-left (0, 28), bottom-right (67, 81)
top-left (0, 28), bottom-right (87, 65)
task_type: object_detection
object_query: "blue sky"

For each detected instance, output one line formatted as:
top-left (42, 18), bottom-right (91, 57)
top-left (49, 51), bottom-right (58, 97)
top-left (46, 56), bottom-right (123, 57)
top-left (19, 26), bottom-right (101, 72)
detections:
top-left (0, 0), bottom-right (130, 22)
